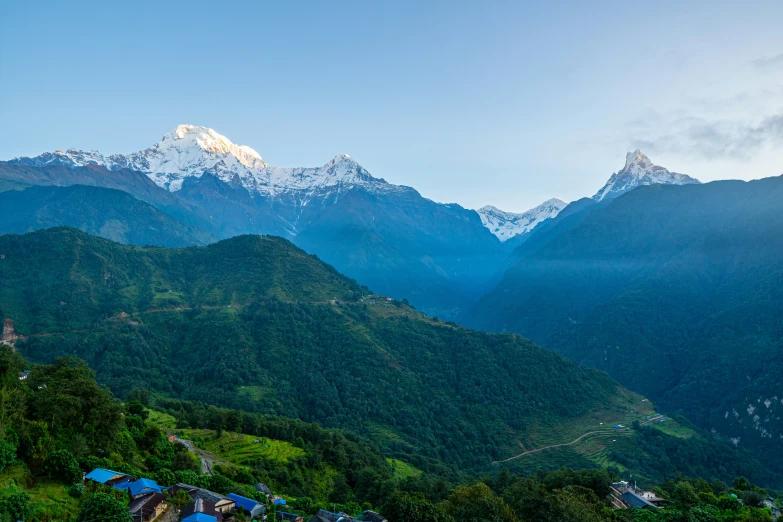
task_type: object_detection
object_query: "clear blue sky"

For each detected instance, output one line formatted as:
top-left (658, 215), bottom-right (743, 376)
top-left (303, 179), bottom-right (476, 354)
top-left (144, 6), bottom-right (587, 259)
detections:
top-left (2, 1), bottom-right (783, 211)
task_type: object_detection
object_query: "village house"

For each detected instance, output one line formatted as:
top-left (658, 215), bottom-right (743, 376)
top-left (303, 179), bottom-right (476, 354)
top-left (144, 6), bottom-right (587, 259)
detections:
top-left (169, 483), bottom-right (236, 514)
top-left (359, 511), bottom-right (388, 522)
top-left (227, 493), bottom-right (266, 518)
top-left (129, 492), bottom-right (168, 522)
top-left (113, 477), bottom-right (164, 499)
top-left (255, 483), bottom-right (273, 498)
top-left (84, 468), bottom-right (134, 486)
top-left (181, 498), bottom-right (218, 522)
top-left (276, 512), bottom-right (306, 522)
top-left (307, 509), bottom-right (360, 522)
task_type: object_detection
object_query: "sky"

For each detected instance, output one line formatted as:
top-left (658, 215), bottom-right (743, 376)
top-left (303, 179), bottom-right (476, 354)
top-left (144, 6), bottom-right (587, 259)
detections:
top-left (2, 0), bottom-right (783, 211)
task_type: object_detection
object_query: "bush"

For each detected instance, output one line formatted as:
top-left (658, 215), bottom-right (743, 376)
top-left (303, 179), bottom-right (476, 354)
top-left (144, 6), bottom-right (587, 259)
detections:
top-left (44, 449), bottom-right (83, 484)
top-left (0, 439), bottom-right (16, 472)
top-left (78, 493), bottom-right (131, 522)
top-left (154, 468), bottom-right (176, 487)
top-left (0, 489), bottom-right (30, 521)
top-left (68, 483), bottom-right (86, 498)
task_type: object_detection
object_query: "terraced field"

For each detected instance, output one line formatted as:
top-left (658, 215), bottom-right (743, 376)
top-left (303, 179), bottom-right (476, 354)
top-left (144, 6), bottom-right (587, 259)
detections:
top-left (177, 429), bottom-right (306, 465)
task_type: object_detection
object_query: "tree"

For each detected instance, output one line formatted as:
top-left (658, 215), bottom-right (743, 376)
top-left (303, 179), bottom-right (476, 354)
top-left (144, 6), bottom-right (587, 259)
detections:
top-left (44, 449), bottom-right (83, 484)
top-left (78, 493), bottom-right (131, 522)
top-left (126, 400), bottom-right (149, 419)
top-left (154, 468), bottom-right (176, 487)
top-left (671, 481), bottom-right (699, 512)
top-left (733, 476), bottom-right (751, 491)
top-left (0, 439), bottom-right (15, 472)
top-left (441, 483), bottom-right (519, 522)
top-left (740, 490), bottom-right (766, 508)
top-left (382, 492), bottom-right (453, 522)
top-left (0, 489), bottom-right (30, 521)
top-left (169, 489), bottom-right (191, 512)
top-left (172, 450), bottom-right (199, 472)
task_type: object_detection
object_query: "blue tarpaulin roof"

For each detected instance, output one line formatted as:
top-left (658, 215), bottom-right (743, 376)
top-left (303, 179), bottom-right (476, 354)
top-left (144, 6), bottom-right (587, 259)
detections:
top-left (85, 468), bottom-right (125, 484)
top-left (129, 478), bottom-right (163, 496)
top-left (113, 478), bottom-right (163, 496)
top-left (227, 493), bottom-right (261, 511)
top-left (182, 514), bottom-right (217, 522)
top-left (273, 498), bottom-right (287, 505)
top-left (112, 480), bottom-right (133, 491)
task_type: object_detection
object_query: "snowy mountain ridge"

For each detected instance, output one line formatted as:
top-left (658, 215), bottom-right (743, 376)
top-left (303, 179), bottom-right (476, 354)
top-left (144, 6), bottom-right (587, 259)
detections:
top-left (13, 125), bottom-right (398, 197)
top-left (592, 150), bottom-right (700, 202)
top-left (477, 198), bottom-right (567, 242)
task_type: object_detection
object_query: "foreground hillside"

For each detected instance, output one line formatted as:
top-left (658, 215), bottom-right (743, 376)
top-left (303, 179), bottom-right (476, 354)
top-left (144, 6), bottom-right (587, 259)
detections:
top-left (4, 352), bottom-right (777, 522)
top-left (1, 228), bottom-right (776, 488)
top-left (464, 176), bottom-right (783, 474)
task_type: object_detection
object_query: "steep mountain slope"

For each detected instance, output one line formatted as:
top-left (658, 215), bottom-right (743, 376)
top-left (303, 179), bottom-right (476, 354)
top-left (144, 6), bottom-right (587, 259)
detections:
top-left (7, 125), bottom-right (506, 319)
top-left (465, 176), bottom-right (783, 473)
top-left (3, 227), bottom-right (772, 485)
top-left (592, 150), bottom-right (700, 201)
top-left (0, 185), bottom-right (215, 247)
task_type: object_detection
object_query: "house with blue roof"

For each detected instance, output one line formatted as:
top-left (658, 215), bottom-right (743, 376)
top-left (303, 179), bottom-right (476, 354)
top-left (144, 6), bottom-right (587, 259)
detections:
top-left (85, 468), bottom-right (133, 485)
top-left (227, 493), bottom-right (265, 518)
top-left (182, 513), bottom-right (217, 522)
top-left (113, 477), bottom-right (163, 498)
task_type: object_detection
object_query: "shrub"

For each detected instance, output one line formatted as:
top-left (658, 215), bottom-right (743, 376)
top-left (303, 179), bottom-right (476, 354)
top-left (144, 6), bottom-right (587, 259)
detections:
top-left (77, 493), bottom-right (131, 522)
top-left (44, 449), bottom-right (83, 484)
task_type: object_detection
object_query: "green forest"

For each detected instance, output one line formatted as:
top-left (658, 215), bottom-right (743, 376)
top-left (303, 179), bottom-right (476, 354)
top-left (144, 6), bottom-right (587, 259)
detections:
top-left (1, 348), bottom-right (780, 522)
top-left (1, 228), bottom-right (778, 489)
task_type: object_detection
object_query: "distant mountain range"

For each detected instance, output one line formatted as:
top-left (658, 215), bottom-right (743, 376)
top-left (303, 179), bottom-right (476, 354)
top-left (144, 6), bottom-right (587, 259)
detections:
top-left (3, 125), bottom-right (700, 318)
top-left (463, 175), bottom-right (783, 474)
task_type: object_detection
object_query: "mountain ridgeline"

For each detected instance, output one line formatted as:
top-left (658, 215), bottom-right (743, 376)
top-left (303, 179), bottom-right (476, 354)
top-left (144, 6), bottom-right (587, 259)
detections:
top-left (465, 175), bottom-right (783, 474)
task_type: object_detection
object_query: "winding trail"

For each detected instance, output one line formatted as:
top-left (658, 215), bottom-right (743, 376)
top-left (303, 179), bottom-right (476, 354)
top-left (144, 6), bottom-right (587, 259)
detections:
top-left (176, 438), bottom-right (216, 475)
top-left (493, 429), bottom-right (624, 464)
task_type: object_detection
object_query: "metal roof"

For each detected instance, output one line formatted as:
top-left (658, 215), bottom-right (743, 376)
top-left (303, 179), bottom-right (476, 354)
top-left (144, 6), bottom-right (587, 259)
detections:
top-left (621, 491), bottom-right (657, 509)
top-left (85, 468), bottom-right (126, 484)
top-left (227, 493), bottom-right (261, 511)
top-left (182, 514), bottom-right (217, 522)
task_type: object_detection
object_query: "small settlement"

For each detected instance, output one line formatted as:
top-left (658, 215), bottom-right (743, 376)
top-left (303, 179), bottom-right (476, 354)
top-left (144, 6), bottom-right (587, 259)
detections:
top-left (84, 468), bottom-right (387, 522)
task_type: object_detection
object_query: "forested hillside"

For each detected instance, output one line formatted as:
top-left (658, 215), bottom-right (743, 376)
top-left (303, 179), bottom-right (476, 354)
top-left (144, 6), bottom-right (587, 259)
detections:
top-left (2, 227), bottom-right (776, 489)
top-left (464, 176), bottom-right (783, 474)
top-left (0, 228), bottom-right (617, 474)
top-left (1, 350), bottom-right (779, 522)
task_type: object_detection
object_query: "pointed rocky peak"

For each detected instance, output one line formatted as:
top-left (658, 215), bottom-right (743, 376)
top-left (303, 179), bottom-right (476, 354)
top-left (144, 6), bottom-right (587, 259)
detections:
top-left (624, 149), bottom-right (653, 170)
top-left (478, 198), bottom-right (567, 241)
top-left (593, 150), bottom-right (700, 202)
top-left (323, 153), bottom-right (358, 169)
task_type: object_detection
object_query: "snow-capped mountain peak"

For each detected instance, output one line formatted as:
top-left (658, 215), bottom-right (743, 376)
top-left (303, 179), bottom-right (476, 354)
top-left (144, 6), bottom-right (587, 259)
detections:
top-left (593, 150), bottom-right (700, 202)
top-left (11, 125), bottom-right (397, 198)
top-left (163, 124), bottom-right (266, 166)
top-left (477, 198), bottom-right (567, 241)
top-left (625, 149), bottom-right (653, 170)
